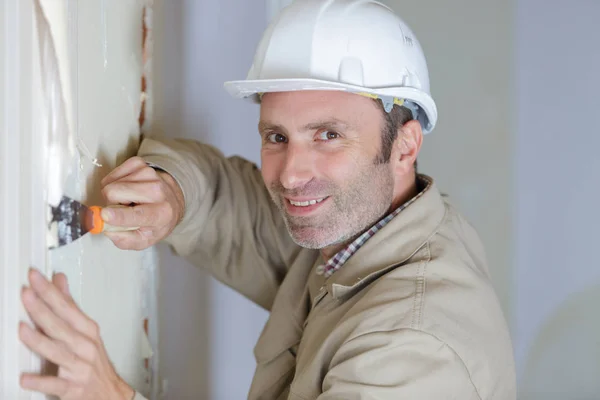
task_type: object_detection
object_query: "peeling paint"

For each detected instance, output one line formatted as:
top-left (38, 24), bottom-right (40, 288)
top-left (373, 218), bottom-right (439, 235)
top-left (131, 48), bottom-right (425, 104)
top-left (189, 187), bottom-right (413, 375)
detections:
top-left (36, 0), bottom-right (76, 208)
top-left (44, 0), bottom-right (151, 394)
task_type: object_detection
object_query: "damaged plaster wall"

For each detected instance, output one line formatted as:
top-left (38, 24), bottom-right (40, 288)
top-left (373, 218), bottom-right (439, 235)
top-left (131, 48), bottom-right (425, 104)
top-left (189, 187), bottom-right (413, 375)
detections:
top-left (38, 0), bottom-right (156, 397)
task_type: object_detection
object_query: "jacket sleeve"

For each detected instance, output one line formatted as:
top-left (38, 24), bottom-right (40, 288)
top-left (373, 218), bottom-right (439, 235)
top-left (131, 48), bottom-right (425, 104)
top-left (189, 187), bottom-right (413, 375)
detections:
top-left (137, 136), bottom-right (301, 310)
top-left (317, 329), bottom-right (482, 400)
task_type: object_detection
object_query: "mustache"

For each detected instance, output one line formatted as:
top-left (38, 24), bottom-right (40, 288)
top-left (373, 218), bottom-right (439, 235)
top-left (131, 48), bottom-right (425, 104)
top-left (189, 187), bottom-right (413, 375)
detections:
top-left (269, 180), bottom-right (336, 198)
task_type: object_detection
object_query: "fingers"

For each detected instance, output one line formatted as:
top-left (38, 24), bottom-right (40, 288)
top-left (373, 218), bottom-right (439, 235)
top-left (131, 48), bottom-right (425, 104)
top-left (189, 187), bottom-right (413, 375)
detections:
top-left (19, 322), bottom-right (81, 372)
top-left (20, 374), bottom-right (70, 398)
top-left (21, 287), bottom-right (76, 344)
top-left (52, 273), bottom-right (73, 301)
top-left (20, 269), bottom-right (130, 399)
top-left (102, 180), bottom-right (165, 205)
top-left (104, 231), bottom-right (153, 251)
top-left (100, 159), bottom-right (184, 250)
top-left (100, 156), bottom-right (148, 186)
top-left (123, 165), bottom-right (159, 182)
top-left (21, 288), bottom-right (98, 365)
top-left (24, 269), bottom-right (97, 345)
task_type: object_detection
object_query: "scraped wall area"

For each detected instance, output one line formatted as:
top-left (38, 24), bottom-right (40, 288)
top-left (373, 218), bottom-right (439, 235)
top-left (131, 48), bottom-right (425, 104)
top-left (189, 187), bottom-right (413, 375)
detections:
top-left (1, 0), bottom-right (161, 398)
top-left (46, 0), bottom-right (161, 397)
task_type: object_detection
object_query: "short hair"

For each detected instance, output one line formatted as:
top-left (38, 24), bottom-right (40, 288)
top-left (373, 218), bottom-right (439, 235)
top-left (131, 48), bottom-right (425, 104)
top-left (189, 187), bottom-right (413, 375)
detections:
top-left (373, 100), bottom-right (417, 173)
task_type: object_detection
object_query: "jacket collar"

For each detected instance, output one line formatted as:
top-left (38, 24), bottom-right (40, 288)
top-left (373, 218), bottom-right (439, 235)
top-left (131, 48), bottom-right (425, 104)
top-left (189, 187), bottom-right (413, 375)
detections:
top-left (326, 174), bottom-right (447, 299)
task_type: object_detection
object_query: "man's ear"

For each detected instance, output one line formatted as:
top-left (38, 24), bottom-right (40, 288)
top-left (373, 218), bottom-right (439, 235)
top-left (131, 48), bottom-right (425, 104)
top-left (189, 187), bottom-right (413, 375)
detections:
top-left (393, 119), bottom-right (423, 173)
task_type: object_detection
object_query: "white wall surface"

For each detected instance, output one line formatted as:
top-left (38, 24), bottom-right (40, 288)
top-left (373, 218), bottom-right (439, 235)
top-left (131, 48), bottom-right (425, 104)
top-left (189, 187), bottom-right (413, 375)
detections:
top-left (152, 1), bottom-right (269, 399)
top-left (515, 1), bottom-right (600, 398)
top-left (0, 0), bottom-right (46, 397)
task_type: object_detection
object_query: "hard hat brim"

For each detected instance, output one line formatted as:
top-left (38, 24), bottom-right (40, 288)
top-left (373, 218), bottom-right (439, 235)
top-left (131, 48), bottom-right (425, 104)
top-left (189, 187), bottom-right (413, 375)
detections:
top-left (223, 78), bottom-right (437, 133)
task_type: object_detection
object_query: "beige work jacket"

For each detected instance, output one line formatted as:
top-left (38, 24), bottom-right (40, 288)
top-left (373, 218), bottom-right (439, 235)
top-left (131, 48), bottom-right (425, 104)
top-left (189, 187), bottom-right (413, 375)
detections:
top-left (134, 137), bottom-right (516, 400)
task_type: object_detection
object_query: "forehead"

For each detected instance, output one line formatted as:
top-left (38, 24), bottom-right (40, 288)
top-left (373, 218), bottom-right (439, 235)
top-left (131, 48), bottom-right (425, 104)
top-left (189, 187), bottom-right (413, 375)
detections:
top-left (259, 90), bottom-right (381, 130)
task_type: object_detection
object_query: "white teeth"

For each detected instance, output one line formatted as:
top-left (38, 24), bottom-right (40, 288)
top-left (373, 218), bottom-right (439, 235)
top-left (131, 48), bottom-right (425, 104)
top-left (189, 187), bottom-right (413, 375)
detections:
top-left (289, 198), bottom-right (326, 207)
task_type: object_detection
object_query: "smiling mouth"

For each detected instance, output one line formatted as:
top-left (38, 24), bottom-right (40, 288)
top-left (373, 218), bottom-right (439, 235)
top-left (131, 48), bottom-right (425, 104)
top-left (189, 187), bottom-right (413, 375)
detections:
top-left (287, 197), bottom-right (328, 207)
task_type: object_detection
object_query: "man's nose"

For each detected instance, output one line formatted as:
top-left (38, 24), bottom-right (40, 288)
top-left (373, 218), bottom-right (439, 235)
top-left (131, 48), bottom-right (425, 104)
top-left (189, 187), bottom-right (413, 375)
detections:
top-left (279, 143), bottom-right (314, 190)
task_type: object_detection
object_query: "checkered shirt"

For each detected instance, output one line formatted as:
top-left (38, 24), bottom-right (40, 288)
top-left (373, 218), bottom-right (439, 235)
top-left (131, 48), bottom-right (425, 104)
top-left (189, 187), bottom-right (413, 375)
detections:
top-left (316, 176), bottom-right (431, 278)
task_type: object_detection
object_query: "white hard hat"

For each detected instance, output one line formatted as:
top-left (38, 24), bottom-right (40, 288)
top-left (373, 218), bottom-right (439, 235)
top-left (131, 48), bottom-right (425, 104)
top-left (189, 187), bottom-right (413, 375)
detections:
top-left (224, 0), bottom-right (438, 134)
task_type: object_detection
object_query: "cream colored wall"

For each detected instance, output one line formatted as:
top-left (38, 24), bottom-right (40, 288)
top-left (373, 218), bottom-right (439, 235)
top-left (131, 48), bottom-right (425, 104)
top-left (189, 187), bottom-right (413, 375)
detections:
top-left (46, 0), bottom-right (153, 395)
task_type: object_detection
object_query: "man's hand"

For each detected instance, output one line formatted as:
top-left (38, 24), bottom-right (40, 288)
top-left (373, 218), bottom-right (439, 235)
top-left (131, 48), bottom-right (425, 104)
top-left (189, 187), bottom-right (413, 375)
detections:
top-left (19, 268), bottom-right (134, 400)
top-left (100, 156), bottom-right (185, 250)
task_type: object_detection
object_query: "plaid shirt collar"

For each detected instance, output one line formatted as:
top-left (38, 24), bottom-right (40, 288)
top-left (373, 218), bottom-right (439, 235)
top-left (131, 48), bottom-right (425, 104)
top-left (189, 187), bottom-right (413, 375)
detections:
top-left (316, 176), bottom-right (431, 278)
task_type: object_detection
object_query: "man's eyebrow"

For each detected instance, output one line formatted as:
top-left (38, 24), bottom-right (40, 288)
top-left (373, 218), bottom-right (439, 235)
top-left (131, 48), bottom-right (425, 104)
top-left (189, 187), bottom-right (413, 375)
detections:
top-left (258, 121), bottom-right (285, 134)
top-left (301, 119), bottom-right (352, 132)
top-left (257, 118), bottom-right (353, 134)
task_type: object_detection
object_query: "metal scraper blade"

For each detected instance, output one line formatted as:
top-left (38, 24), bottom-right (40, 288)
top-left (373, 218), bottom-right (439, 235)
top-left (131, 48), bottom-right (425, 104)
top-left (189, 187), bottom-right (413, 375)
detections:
top-left (48, 195), bottom-right (96, 249)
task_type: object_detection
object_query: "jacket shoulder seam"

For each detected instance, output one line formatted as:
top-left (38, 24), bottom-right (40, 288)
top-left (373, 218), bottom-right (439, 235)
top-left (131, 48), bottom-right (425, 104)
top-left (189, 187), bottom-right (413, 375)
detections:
top-left (410, 241), bottom-right (431, 330)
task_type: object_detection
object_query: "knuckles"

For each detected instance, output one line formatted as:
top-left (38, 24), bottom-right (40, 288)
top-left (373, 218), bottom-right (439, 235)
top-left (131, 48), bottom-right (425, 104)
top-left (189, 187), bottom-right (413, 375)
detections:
top-left (101, 163), bottom-right (180, 250)
top-left (87, 320), bottom-right (101, 340)
top-left (78, 339), bottom-right (98, 364)
top-left (126, 156), bottom-right (147, 170)
top-left (147, 181), bottom-right (167, 202)
top-left (100, 185), bottom-right (113, 202)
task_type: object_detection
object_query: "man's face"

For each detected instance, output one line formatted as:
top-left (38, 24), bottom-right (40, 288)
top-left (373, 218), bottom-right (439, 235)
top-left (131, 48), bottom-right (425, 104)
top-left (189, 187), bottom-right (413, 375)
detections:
top-left (259, 91), bottom-right (396, 250)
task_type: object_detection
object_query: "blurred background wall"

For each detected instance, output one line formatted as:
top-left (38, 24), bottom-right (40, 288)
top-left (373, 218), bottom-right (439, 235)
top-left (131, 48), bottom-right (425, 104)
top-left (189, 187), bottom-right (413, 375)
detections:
top-left (514, 1), bottom-right (600, 398)
top-left (150, 0), bottom-right (600, 399)
top-left (152, 1), bottom-right (268, 399)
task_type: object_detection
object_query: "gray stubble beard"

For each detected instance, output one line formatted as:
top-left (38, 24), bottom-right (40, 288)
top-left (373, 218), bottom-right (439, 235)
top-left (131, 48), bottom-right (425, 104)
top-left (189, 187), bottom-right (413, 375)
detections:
top-left (270, 162), bottom-right (395, 250)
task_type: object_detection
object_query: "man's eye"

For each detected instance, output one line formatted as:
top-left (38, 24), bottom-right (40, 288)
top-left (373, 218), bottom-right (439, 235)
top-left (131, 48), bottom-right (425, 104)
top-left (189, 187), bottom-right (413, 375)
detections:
top-left (317, 131), bottom-right (340, 141)
top-left (267, 133), bottom-right (287, 143)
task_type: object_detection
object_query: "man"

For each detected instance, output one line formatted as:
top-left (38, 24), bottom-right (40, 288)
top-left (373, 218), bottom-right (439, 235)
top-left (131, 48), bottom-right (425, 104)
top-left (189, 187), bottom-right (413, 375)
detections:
top-left (19, 0), bottom-right (516, 399)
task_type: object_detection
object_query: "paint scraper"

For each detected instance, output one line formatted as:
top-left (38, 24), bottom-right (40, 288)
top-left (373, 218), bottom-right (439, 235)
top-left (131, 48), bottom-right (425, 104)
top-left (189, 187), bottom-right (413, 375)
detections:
top-left (48, 195), bottom-right (138, 249)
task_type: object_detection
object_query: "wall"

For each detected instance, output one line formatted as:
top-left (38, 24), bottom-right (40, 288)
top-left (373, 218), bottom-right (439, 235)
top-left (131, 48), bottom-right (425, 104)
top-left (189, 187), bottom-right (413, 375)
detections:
top-left (380, 0), bottom-right (515, 324)
top-left (383, 0), bottom-right (600, 397)
top-left (515, 0), bottom-right (600, 398)
top-left (1, 0), bottom-right (155, 398)
top-left (266, 0), bottom-right (293, 22)
top-left (47, 0), bottom-right (155, 395)
top-left (0, 0), bottom-right (46, 397)
top-left (152, 0), bottom-right (269, 399)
